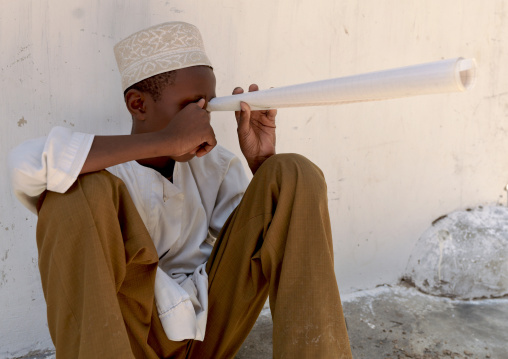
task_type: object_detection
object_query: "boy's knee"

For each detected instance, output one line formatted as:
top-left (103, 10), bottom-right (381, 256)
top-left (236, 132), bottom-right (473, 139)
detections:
top-left (39, 170), bottom-right (124, 214)
top-left (257, 153), bottom-right (326, 187)
top-left (76, 170), bottom-right (125, 198)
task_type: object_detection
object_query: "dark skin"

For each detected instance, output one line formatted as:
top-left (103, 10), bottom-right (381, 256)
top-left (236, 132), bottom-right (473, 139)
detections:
top-left (233, 84), bottom-right (277, 174)
top-left (80, 65), bottom-right (277, 178)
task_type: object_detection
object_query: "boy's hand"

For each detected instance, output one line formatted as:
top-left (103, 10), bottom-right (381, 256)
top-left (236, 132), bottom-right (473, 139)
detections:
top-left (80, 99), bottom-right (216, 175)
top-left (160, 98), bottom-right (217, 158)
top-left (233, 85), bottom-right (277, 174)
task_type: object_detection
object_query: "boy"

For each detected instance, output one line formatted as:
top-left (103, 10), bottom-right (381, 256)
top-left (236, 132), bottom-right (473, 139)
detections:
top-left (8, 21), bottom-right (352, 358)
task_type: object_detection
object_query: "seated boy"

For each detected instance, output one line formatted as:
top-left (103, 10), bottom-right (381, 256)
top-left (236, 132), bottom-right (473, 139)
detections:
top-left (8, 21), bottom-right (352, 358)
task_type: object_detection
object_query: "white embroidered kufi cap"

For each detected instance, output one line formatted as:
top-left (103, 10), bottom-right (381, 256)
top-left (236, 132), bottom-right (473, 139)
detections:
top-left (114, 21), bottom-right (213, 91)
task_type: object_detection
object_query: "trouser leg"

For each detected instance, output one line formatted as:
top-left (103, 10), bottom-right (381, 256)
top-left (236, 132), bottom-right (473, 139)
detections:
top-left (36, 171), bottom-right (160, 359)
top-left (187, 154), bottom-right (352, 359)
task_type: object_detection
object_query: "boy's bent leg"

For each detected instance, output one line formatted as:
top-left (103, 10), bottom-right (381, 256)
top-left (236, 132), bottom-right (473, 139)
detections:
top-left (188, 154), bottom-right (352, 359)
top-left (36, 171), bottom-right (160, 359)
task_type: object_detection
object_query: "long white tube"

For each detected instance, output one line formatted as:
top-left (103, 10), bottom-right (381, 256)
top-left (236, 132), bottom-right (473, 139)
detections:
top-left (207, 57), bottom-right (476, 112)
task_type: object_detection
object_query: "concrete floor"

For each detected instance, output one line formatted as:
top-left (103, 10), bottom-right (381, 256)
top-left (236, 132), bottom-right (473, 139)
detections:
top-left (236, 285), bottom-right (508, 359)
top-left (16, 285), bottom-right (508, 359)
top-left (345, 285), bottom-right (507, 359)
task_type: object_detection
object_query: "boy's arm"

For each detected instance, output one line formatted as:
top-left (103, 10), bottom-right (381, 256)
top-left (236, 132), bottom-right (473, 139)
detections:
top-left (80, 132), bottom-right (172, 174)
top-left (9, 99), bottom-right (216, 213)
top-left (81, 98), bottom-right (215, 174)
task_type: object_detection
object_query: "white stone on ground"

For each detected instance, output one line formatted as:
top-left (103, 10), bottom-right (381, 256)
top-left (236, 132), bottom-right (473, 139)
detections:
top-left (404, 204), bottom-right (508, 300)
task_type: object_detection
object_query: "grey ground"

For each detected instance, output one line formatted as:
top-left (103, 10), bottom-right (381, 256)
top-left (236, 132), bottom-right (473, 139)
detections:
top-left (16, 284), bottom-right (508, 359)
top-left (236, 284), bottom-right (508, 359)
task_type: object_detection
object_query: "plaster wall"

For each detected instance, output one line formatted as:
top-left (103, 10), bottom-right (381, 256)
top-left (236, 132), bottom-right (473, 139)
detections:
top-left (1, 0), bottom-right (508, 356)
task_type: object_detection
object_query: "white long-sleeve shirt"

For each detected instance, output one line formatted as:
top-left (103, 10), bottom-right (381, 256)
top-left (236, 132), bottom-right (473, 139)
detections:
top-left (8, 126), bottom-right (249, 341)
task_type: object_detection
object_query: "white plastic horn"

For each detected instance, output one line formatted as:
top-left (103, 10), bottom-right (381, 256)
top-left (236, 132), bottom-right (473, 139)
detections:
top-left (207, 57), bottom-right (476, 112)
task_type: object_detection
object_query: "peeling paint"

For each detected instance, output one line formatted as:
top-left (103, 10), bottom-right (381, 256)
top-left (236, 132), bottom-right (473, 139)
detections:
top-left (8, 53), bottom-right (31, 68)
top-left (17, 117), bottom-right (27, 127)
top-left (17, 45), bottom-right (30, 55)
top-left (0, 271), bottom-right (7, 287)
top-left (1, 250), bottom-right (9, 262)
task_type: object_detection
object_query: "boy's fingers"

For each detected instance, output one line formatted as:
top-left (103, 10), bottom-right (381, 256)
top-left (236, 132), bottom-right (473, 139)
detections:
top-left (233, 87), bottom-right (244, 120)
top-left (196, 140), bottom-right (217, 157)
top-left (237, 102), bottom-right (251, 134)
top-left (248, 84), bottom-right (259, 92)
top-left (207, 133), bottom-right (218, 147)
top-left (232, 87), bottom-right (244, 95)
top-left (267, 108), bottom-right (278, 119)
top-left (196, 98), bottom-right (206, 108)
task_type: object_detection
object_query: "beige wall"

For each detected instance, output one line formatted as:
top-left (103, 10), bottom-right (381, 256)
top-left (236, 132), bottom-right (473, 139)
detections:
top-left (2, 0), bottom-right (508, 355)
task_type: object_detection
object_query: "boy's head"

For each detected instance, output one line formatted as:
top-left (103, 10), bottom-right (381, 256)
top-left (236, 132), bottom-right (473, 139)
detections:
top-left (114, 21), bottom-right (215, 139)
top-left (114, 21), bottom-right (212, 95)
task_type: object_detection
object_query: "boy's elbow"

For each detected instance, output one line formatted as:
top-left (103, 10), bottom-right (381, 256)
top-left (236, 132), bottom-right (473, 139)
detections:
top-left (7, 142), bottom-right (48, 209)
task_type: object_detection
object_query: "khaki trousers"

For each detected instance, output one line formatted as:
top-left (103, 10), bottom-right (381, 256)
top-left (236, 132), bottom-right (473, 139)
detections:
top-left (36, 154), bottom-right (352, 358)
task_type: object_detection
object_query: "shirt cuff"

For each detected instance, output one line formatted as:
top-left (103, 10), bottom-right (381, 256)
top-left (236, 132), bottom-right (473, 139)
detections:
top-left (45, 126), bottom-right (95, 193)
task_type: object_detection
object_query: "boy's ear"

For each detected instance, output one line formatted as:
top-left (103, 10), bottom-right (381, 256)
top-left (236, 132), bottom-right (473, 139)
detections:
top-left (125, 89), bottom-right (148, 121)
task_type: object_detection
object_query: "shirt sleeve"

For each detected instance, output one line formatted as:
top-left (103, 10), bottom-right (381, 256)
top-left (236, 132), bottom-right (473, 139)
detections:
top-left (208, 147), bottom-right (249, 237)
top-left (7, 126), bottom-right (95, 213)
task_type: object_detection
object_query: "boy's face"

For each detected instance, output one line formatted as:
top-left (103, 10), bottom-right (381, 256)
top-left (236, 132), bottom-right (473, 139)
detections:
top-left (140, 65), bottom-right (216, 162)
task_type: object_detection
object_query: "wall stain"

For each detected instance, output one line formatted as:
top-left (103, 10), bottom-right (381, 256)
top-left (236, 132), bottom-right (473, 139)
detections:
top-left (17, 117), bottom-right (27, 127)
top-left (17, 45), bottom-right (30, 55)
top-left (484, 91), bottom-right (508, 100)
top-left (90, 31), bottom-right (113, 39)
top-left (8, 53), bottom-right (31, 68)
top-left (72, 8), bottom-right (84, 18)
top-left (0, 271), bottom-right (7, 287)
